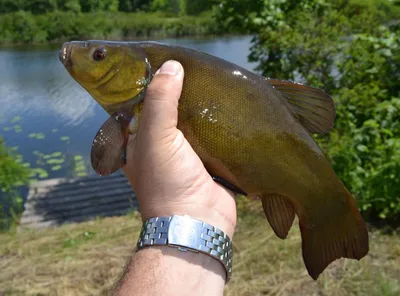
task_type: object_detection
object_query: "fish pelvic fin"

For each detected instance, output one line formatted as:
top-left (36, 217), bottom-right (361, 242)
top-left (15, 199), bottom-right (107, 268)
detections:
top-left (261, 194), bottom-right (295, 239)
top-left (299, 188), bottom-right (369, 280)
top-left (91, 112), bottom-right (132, 176)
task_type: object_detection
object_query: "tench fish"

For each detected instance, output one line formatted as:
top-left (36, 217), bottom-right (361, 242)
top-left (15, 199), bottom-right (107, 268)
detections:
top-left (59, 40), bottom-right (369, 280)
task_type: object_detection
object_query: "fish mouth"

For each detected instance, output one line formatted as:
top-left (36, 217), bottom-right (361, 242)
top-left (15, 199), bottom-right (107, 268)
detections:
top-left (59, 42), bottom-right (73, 68)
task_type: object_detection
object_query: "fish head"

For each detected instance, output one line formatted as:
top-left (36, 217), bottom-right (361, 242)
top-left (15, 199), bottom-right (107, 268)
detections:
top-left (59, 41), bottom-right (151, 113)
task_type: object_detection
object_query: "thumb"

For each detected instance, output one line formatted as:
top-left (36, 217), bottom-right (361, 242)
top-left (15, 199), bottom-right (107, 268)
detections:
top-left (139, 60), bottom-right (184, 142)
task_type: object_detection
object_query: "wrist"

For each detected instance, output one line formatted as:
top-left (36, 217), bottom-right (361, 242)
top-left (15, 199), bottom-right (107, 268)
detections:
top-left (117, 246), bottom-right (226, 295)
top-left (139, 203), bottom-right (236, 238)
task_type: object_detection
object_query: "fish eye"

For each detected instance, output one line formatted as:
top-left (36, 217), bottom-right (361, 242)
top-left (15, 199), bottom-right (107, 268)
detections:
top-left (93, 48), bottom-right (106, 61)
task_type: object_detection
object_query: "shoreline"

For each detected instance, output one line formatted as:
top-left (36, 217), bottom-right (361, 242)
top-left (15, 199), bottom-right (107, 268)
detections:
top-left (0, 33), bottom-right (248, 49)
top-left (0, 11), bottom-right (233, 46)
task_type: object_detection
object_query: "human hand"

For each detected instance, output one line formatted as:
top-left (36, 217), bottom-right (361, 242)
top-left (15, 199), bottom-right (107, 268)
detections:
top-left (123, 60), bottom-right (237, 237)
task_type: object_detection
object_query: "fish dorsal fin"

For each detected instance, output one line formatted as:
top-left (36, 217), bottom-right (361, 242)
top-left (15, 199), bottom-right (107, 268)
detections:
top-left (267, 79), bottom-right (335, 134)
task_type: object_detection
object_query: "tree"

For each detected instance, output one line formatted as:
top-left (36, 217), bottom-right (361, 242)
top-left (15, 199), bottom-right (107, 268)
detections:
top-left (58, 0), bottom-right (81, 13)
top-left (132, 0), bottom-right (153, 11)
top-left (119, 0), bottom-right (134, 11)
top-left (0, 0), bottom-right (24, 13)
top-left (215, 0), bottom-right (400, 224)
top-left (25, 0), bottom-right (58, 14)
top-left (80, 0), bottom-right (118, 12)
top-left (151, 0), bottom-right (181, 14)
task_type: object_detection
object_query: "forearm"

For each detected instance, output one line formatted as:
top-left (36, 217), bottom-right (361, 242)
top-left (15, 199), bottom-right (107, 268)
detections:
top-left (112, 62), bottom-right (235, 296)
top-left (112, 246), bottom-right (226, 296)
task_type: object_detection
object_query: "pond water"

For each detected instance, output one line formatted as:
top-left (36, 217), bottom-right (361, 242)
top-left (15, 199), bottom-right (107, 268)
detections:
top-left (0, 36), bottom-right (256, 182)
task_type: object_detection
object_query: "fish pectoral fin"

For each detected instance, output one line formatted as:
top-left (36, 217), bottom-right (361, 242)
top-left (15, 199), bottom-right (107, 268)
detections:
top-left (261, 194), bottom-right (295, 239)
top-left (299, 189), bottom-right (369, 280)
top-left (267, 78), bottom-right (335, 134)
top-left (91, 112), bottom-right (132, 176)
top-left (211, 176), bottom-right (247, 196)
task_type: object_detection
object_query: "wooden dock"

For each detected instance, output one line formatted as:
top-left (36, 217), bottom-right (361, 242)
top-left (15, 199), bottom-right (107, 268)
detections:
top-left (20, 172), bottom-right (138, 229)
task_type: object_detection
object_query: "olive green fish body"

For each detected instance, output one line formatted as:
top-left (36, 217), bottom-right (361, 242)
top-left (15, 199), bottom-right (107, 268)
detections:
top-left (59, 41), bottom-right (369, 280)
top-left (140, 43), bottom-right (342, 208)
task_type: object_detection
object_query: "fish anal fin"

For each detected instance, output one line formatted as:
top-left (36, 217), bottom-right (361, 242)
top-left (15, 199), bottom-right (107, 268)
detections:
top-left (299, 189), bottom-right (369, 280)
top-left (267, 78), bottom-right (335, 134)
top-left (261, 194), bottom-right (295, 239)
top-left (91, 112), bottom-right (132, 176)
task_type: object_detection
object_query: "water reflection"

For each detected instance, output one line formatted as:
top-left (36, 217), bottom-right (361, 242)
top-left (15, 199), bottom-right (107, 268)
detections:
top-left (0, 36), bottom-right (255, 179)
top-left (0, 50), bottom-right (96, 127)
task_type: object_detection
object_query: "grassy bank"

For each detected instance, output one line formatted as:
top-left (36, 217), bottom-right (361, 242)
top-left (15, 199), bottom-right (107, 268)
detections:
top-left (0, 198), bottom-right (399, 296)
top-left (0, 11), bottom-right (220, 45)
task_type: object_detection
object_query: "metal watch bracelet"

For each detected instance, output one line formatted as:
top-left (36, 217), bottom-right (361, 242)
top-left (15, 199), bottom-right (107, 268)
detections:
top-left (136, 215), bottom-right (233, 282)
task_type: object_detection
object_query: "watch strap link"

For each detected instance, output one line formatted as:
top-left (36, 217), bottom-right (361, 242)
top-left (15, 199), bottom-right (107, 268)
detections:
top-left (136, 215), bottom-right (233, 281)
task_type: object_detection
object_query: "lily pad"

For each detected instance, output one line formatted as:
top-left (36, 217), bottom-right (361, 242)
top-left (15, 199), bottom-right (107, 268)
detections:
top-left (51, 165), bottom-right (62, 171)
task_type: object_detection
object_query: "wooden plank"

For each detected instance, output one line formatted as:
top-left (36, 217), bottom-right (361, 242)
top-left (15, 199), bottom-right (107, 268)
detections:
top-left (30, 172), bottom-right (126, 189)
top-left (23, 193), bottom-right (137, 216)
top-left (28, 175), bottom-right (130, 198)
top-left (20, 201), bottom-right (136, 225)
top-left (24, 191), bottom-right (137, 213)
top-left (20, 174), bottom-right (139, 229)
top-left (25, 186), bottom-right (135, 208)
top-left (30, 179), bottom-right (131, 200)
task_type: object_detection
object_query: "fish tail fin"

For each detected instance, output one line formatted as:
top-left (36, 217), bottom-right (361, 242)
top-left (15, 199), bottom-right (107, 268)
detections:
top-left (261, 194), bottom-right (296, 239)
top-left (299, 188), bottom-right (369, 280)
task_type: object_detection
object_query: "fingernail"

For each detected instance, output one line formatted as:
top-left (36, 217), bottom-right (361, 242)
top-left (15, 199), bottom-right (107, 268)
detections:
top-left (156, 61), bottom-right (181, 76)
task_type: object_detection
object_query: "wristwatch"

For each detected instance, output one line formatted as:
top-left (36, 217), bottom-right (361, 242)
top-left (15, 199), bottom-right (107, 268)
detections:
top-left (136, 215), bottom-right (233, 282)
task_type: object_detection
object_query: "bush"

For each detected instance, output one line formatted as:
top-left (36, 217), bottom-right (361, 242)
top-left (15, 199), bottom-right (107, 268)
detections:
top-left (0, 11), bottom-right (48, 43)
top-left (0, 10), bottom-right (220, 44)
top-left (215, 0), bottom-right (400, 224)
top-left (58, 0), bottom-right (82, 13)
top-left (0, 0), bottom-right (24, 13)
top-left (79, 0), bottom-right (118, 13)
top-left (0, 138), bottom-right (30, 230)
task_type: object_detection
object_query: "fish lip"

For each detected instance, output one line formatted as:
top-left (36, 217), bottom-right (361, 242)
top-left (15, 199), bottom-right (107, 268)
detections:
top-left (59, 42), bottom-right (72, 68)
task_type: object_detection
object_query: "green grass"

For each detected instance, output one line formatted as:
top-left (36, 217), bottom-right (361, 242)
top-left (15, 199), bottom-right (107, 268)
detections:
top-left (0, 198), bottom-right (399, 295)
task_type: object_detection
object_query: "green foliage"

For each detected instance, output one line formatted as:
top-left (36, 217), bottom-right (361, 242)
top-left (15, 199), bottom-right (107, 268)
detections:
top-left (0, 0), bottom-right (215, 14)
top-left (58, 0), bottom-right (82, 13)
top-left (329, 27), bottom-right (400, 221)
top-left (214, 0), bottom-right (265, 33)
top-left (0, 137), bottom-right (30, 230)
top-left (118, 0), bottom-right (152, 12)
top-left (118, 0), bottom-right (134, 11)
top-left (80, 0), bottom-right (118, 12)
top-left (0, 0), bottom-right (217, 42)
top-left (0, 11), bottom-right (48, 43)
top-left (26, 0), bottom-right (58, 14)
top-left (216, 0), bottom-right (400, 224)
top-left (151, 0), bottom-right (181, 14)
top-left (151, 0), bottom-right (212, 15)
top-left (185, 0), bottom-right (213, 15)
top-left (0, 10), bottom-right (219, 44)
top-left (0, 0), bottom-right (24, 13)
